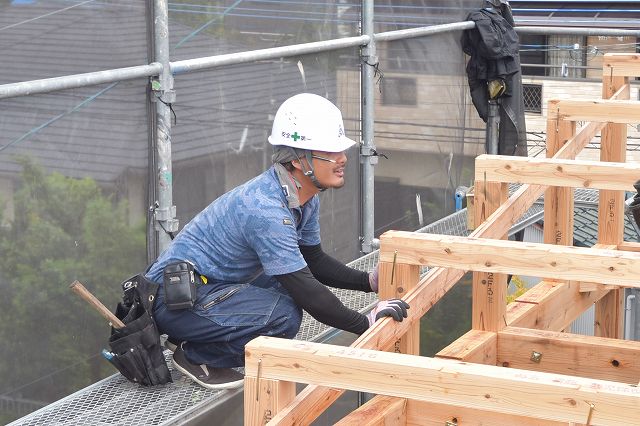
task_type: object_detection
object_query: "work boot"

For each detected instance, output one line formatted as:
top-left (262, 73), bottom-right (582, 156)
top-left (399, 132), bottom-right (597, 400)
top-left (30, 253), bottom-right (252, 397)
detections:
top-left (172, 343), bottom-right (244, 390)
top-left (162, 336), bottom-right (179, 352)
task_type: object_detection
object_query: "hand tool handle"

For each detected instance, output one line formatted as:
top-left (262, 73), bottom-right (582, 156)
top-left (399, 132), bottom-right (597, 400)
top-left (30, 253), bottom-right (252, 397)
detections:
top-left (69, 280), bottom-right (125, 329)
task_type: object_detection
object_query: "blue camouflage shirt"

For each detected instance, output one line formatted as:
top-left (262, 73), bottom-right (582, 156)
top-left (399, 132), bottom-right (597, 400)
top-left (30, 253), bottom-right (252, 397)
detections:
top-left (146, 165), bottom-right (321, 285)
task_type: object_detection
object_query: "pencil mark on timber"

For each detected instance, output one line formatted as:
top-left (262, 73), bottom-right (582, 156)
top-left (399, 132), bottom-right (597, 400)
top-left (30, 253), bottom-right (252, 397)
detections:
top-left (608, 198), bottom-right (615, 218)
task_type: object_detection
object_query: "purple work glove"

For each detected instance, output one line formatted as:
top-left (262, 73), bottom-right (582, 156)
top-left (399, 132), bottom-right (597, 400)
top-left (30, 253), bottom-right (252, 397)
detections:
top-left (366, 299), bottom-right (410, 327)
top-left (368, 263), bottom-right (379, 293)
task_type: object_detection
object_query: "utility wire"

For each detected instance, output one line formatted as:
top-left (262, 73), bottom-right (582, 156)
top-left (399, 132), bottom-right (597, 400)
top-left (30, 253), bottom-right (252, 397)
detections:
top-left (0, 0), bottom-right (96, 32)
top-left (0, 83), bottom-right (117, 153)
top-left (174, 0), bottom-right (245, 49)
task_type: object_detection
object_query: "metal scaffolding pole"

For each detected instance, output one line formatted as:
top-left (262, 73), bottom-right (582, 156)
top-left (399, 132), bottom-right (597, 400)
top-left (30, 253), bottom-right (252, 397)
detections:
top-left (0, 64), bottom-right (162, 100)
top-left (374, 21), bottom-right (475, 42)
top-left (171, 35), bottom-right (369, 75)
top-left (360, 0), bottom-right (377, 254)
top-left (516, 26), bottom-right (640, 37)
top-left (152, 0), bottom-right (178, 252)
top-left (4, 25), bottom-right (640, 101)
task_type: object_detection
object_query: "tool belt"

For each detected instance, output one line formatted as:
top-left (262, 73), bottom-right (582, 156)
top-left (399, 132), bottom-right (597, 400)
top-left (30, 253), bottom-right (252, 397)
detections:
top-left (106, 274), bottom-right (172, 386)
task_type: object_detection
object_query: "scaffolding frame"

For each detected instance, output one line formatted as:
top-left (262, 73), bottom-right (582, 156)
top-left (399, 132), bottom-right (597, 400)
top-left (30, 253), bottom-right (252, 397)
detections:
top-left (1, 1), bottom-right (639, 254)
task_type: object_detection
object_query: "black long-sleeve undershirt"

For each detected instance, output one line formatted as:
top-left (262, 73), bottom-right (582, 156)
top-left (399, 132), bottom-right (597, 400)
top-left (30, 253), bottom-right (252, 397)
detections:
top-left (299, 244), bottom-right (372, 292)
top-left (275, 266), bottom-right (370, 335)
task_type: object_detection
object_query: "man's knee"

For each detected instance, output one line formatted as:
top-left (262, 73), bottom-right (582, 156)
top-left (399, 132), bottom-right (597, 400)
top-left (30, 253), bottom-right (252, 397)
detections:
top-left (269, 297), bottom-right (302, 338)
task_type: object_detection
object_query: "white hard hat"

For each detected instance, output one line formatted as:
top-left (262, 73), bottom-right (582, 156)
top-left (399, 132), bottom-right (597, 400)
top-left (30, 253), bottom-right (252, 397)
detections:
top-left (268, 93), bottom-right (357, 152)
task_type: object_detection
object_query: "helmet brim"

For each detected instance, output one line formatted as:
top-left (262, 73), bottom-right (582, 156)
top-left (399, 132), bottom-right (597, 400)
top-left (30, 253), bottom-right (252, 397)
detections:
top-left (268, 135), bottom-right (357, 153)
top-left (324, 135), bottom-right (358, 153)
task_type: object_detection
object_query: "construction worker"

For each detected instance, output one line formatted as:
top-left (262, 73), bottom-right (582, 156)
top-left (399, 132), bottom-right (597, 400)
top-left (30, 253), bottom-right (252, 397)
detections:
top-left (145, 93), bottom-right (409, 390)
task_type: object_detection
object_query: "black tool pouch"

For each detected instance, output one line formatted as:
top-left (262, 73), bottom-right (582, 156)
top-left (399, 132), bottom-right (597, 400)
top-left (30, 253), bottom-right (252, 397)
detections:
top-left (107, 274), bottom-right (172, 386)
top-left (163, 261), bottom-right (197, 310)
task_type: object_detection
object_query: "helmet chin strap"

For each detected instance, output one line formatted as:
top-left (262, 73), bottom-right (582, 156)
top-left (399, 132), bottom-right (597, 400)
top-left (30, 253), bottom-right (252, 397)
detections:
top-left (292, 148), bottom-right (326, 192)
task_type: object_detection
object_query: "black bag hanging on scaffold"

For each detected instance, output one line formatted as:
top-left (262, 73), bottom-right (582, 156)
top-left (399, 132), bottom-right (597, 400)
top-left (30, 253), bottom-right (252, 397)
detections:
top-left (105, 274), bottom-right (172, 386)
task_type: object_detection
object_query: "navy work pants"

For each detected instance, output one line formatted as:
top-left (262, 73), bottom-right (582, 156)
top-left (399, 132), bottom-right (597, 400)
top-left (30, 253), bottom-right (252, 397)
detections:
top-left (153, 274), bottom-right (302, 368)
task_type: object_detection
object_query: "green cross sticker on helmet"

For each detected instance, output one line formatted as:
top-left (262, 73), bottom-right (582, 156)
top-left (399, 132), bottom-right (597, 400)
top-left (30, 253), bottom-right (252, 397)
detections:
top-left (268, 93), bottom-right (357, 152)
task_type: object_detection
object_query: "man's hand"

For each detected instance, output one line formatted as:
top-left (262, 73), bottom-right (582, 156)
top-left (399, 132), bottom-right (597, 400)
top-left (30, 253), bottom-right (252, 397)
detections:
top-left (368, 263), bottom-right (379, 293)
top-left (367, 299), bottom-right (410, 326)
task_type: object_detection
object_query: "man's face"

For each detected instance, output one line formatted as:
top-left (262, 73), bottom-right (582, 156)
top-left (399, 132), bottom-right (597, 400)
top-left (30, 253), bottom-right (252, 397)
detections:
top-left (310, 150), bottom-right (347, 189)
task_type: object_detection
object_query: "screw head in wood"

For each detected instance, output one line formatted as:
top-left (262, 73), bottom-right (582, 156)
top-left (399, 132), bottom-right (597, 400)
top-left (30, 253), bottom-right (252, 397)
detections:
top-left (530, 351), bottom-right (542, 363)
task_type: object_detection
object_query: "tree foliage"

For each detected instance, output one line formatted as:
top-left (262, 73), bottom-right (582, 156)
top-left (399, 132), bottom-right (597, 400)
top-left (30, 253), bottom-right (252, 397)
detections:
top-left (0, 157), bottom-right (146, 421)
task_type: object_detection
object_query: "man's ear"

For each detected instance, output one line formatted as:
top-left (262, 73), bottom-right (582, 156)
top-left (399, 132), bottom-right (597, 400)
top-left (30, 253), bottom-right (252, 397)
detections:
top-left (290, 159), bottom-right (303, 171)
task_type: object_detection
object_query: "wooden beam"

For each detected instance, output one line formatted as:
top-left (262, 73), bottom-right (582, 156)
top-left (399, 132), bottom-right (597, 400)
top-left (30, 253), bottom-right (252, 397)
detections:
top-left (335, 395), bottom-right (406, 426)
top-left (618, 241), bottom-right (640, 252)
top-left (475, 155), bottom-right (640, 191)
top-left (247, 336), bottom-right (640, 425)
top-left (546, 99), bottom-right (640, 124)
top-left (603, 53), bottom-right (640, 77)
top-left (436, 330), bottom-right (497, 364)
top-left (579, 282), bottom-right (618, 293)
top-left (575, 245), bottom-right (617, 293)
top-left (507, 244), bottom-right (614, 331)
top-left (379, 231), bottom-right (640, 287)
top-left (497, 326), bottom-right (640, 384)
top-left (405, 399), bottom-right (569, 426)
top-left (508, 280), bottom-right (608, 331)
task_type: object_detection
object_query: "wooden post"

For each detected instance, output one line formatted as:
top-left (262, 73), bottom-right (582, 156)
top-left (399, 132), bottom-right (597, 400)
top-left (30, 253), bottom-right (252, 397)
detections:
top-left (544, 101), bottom-right (576, 248)
top-left (472, 178), bottom-right (508, 334)
top-left (595, 68), bottom-right (630, 339)
top-left (244, 374), bottom-right (295, 425)
top-left (542, 103), bottom-right (578, 336)
top-left (378, 260), bottom-right (420, 355)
